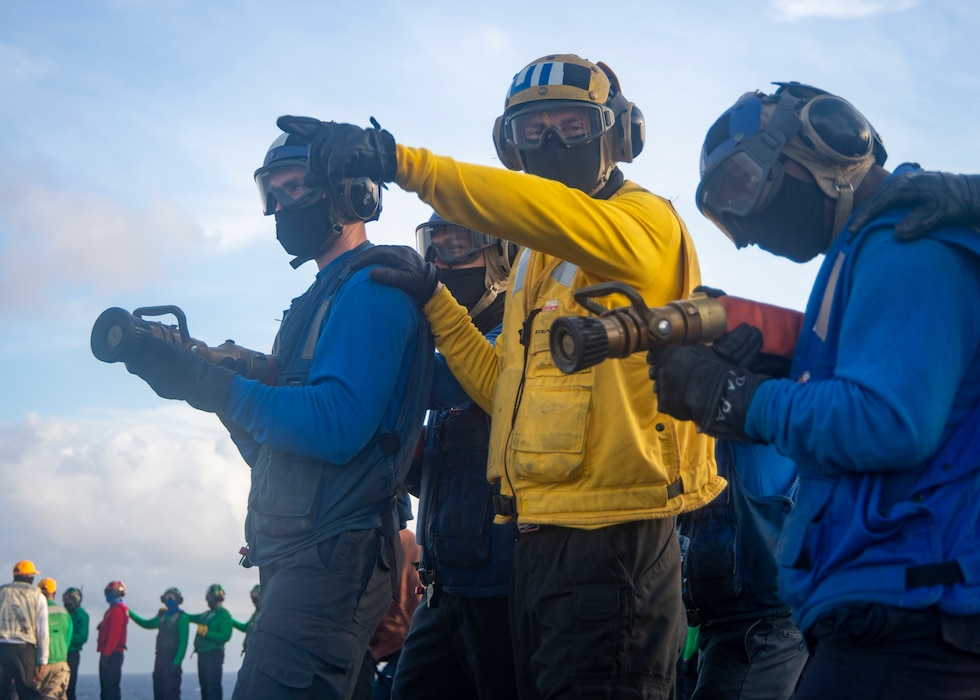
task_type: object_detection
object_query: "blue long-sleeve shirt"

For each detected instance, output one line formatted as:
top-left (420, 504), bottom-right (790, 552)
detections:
top-left (224, 253), bottom-right (424, 467)
top-left (743, 164), bottom-right (980, 629)
top-left (746, 223), bottom-right (980, 489)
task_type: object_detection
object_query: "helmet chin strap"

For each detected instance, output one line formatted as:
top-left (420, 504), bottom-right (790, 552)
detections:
top-left (468, 281), bottom-right (503, 319)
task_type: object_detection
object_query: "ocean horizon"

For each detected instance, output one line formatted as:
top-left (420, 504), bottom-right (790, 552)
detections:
top-left (74, 672), bottom-right (240, 699)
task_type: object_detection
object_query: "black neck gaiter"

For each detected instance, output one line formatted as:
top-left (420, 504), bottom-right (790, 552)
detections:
top-left (274, 198), bottom-right (338, 262)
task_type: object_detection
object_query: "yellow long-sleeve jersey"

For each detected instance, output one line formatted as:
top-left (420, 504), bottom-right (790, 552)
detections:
top-left (396, 145), bottom-right (724, 528)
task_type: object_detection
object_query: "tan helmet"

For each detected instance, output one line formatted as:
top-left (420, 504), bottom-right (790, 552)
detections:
top-left (493, 54), bottom-right (644, 194)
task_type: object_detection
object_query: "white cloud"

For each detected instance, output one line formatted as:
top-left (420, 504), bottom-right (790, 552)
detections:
top-left (0, 407), bottom-right (254, 672)
top-left (0, 408), bottom-right (249, 565)
top-left (772, 0), bottom-right (919, 20)
top-left (0, 168), bottom-right (210, 315)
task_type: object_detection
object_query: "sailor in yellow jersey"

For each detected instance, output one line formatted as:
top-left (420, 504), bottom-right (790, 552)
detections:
top-left (280, 53), bottom-right (723, 698)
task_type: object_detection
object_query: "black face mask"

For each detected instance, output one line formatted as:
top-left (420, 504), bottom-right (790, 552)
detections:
top-left (521, 138), bottom-right (602, 193)
top-left (274, 198), bottom-right (340, 263)
top-left (440, 267), bottom-right (486, 311)
top-left (730, 175), bottom-right (833, 263)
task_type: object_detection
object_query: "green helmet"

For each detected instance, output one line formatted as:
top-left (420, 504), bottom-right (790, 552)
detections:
top-left (206, 583), bottom-right (226, 602)
top-left (161, 587), bottom-right (183, 605)
top-left (62, 587), bottom-right (83, 610)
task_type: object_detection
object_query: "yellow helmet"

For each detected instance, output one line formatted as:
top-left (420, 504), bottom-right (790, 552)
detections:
top-left (12, 560), bottom-right (39, 577)
top-left (503, 53), bottom-right (613, 111)
top-left (38, 577), bottom-right (57, 595)
top-left (493, 54), bottom-right (644, 193)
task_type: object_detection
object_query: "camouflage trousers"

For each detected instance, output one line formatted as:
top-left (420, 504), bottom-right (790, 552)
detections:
top-left (36, 661), bottom-right (71, 700)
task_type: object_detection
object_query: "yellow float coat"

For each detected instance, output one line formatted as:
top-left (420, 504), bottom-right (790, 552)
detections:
top-left (396, 145), bottom-right (723, 528)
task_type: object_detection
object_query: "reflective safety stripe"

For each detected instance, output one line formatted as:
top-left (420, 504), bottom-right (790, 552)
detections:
top-left (511, 250), bottom-right (580, 295)
top-left (511, 248), bottom-right (530, 294)
top-left (551, 261), bottom-right (578, 287)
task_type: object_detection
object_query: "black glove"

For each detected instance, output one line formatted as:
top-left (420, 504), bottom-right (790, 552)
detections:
top-left (125, 337), bottom-right (236, 413)
top-left (351, 245), bottom-right (441, 308)
top-left (712, 322), bottom-right (792, 379)
top-left (647, 343), bottom-right (768, 441)
top-left (710, 323), bottom-right (762, 367)
top-left (692, 285), bottom-right (727, 298)
top-left (276, 115), bottom-right (397, 186)
top-left (849, 171), bottom-right (980, 240)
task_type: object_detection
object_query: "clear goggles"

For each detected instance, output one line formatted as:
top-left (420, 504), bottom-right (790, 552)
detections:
top-left (254, 160), bottom-right (324, 216)
top-left (502, 100), bottom-right (615, 151)
top-left (695, 95), bottom-right (803, 246)
top-left (415, 222), bottom-right (495, 265)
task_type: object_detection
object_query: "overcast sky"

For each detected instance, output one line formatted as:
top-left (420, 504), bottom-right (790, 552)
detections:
top-left (1, 0), bottom-right (977, 675)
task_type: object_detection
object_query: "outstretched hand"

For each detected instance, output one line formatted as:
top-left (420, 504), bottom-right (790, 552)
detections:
top-left (352, 245), bottom-right (441, 308)
top-left (849, 171), bottom-right (980, 240)
top-left (276, 115), bottom-right (397, 186)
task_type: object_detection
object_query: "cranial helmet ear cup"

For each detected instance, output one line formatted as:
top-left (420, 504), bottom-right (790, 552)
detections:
top-left (493, 116), bottom-right (524, 171)
top-left (629, 105), bottom-right (645, 159)
top-left (614, 103), bottom-right (645, 162)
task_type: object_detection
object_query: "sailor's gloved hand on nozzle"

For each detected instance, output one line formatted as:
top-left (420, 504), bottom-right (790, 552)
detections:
top-left (276, 116), bottom-right (397, 186)
top-left (351, 245), bottom-right (441, 308)
top-left (849, 171), bottom-right (980, 240)
top-left (125, 337), bottom-right (236, 413)
top-left (647, 342), bottom-right (768, 442)
top-left (708, 323), bottom-right (763, 368)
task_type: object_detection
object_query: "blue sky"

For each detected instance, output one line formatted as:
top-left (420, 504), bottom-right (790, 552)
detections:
top-left (1, 0), bottom-right (977, 674)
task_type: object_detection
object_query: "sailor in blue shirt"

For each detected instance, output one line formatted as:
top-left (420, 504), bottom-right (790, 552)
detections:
top-left (650, 82), bottom-right (980, 699)
top-left (124, 128), bottom-right (434, 699)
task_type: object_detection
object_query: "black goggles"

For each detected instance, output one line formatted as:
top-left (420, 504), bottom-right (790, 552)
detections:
top-left (502, 100), bottom-right (614, 151)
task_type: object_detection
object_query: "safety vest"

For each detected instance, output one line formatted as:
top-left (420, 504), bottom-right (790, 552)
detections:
top-left (487, 246), bottom-right (721, 527)
top-left (679, 441), bottom-right (797, 625)
top-left (778, 191), bottom-right (980, 633)
top-left (417, 399), bottom-right (516, 597)
top-left (245, 243), bottom-right (434, 566)
top-left (0, 582), bottom-right (41, 645)
top-left (154, 610), bottom-right (184, 657)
